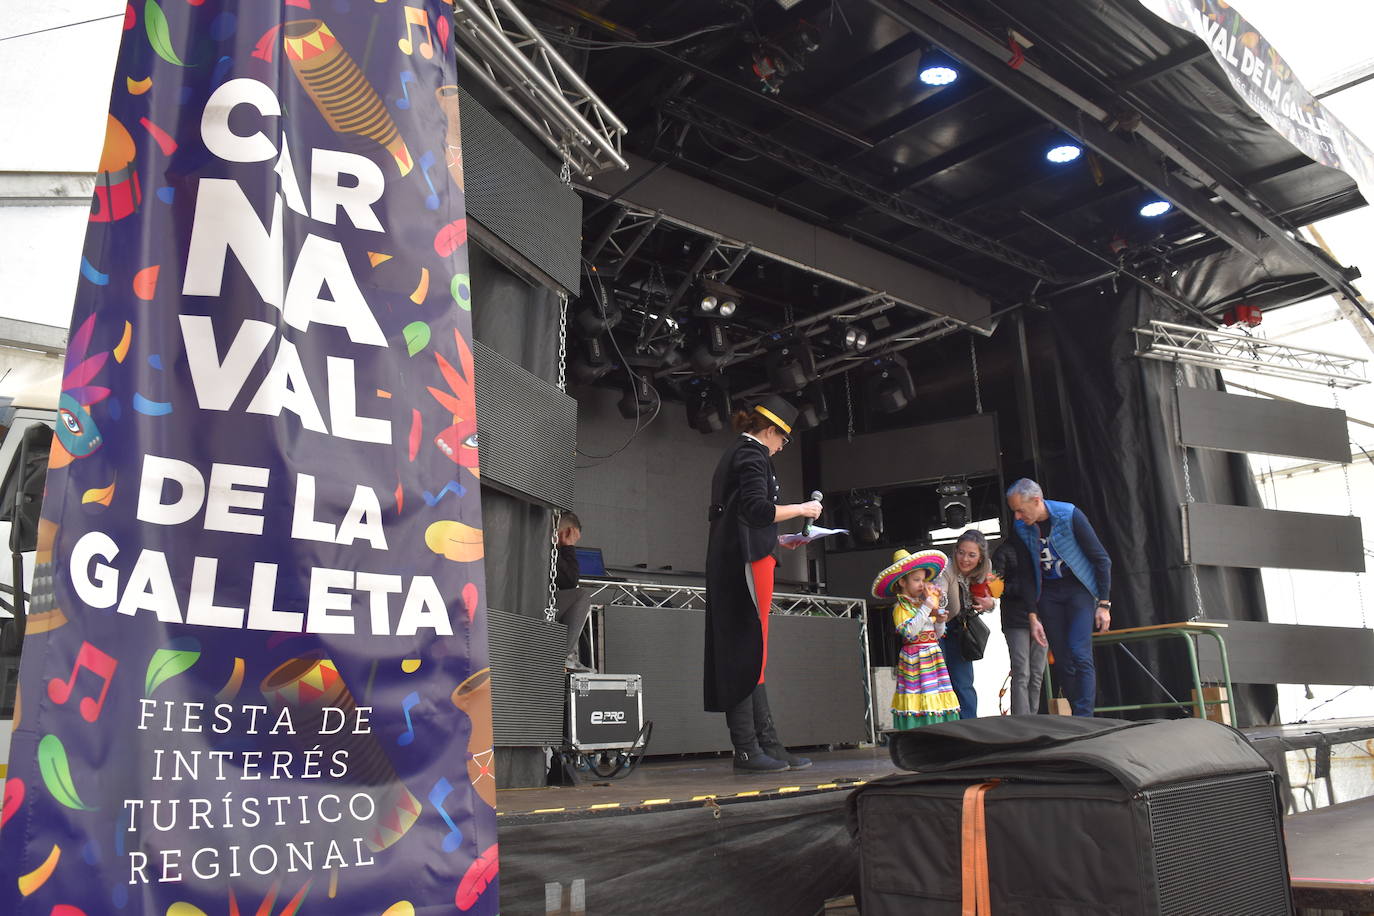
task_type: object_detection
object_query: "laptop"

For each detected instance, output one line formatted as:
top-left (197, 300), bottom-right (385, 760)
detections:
top-left (575, 547), bottom-right (626, 582)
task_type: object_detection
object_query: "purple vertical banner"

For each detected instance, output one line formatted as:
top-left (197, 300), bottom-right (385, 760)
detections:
top-left (0, 2), bottom-right (498, 914)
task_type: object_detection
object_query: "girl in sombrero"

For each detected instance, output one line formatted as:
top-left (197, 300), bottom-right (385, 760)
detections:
top-left (873, 549), bottom-right (962, 730)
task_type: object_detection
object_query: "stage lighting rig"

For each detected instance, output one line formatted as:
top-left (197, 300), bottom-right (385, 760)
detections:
top-left (688, 319), bottom-right (733, 374)
top-left (828, 319), bottom-right (870, 354)
top-left (766, 335), bottom-right (818, 392)
top-left (936, 478), bottom-right (972, 530)
top-left (618, 370), bottom-right (658, 420)
top-left (749, 20), bottom-right (821, 95)
top-left (574, 295), bottom-right (622, 337)
top-left (846, 490), bottom-right (884, 545)
top-left (793, 380), bottom-right (829, 432)
top-left (684, 377), bottom-right (731, 434)
top-left (861, 354), bottom-right (916, 413)
top-left (569, 335), bottom-right (614, 385)
top-left (693, 277), bottom-right (742, 318)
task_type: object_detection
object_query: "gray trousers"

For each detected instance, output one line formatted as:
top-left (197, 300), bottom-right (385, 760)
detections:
top-left (555, 588), bottom-right (592, 659)
top-left (1005, 626), bottom-right (1049, 715)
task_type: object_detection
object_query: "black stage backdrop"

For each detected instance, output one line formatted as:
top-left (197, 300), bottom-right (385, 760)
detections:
top-left (1046, 288), bottom-right (1278, 726)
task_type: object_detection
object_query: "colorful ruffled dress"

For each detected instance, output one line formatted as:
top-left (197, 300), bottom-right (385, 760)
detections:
top-left (891, 591), bottom-right (961, 729)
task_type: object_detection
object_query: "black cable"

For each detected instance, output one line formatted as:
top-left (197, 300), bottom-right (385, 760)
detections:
top-left (0, 14), bottom-right (123, 43)
top-left (1113, 643), bottom-right (1192, 713)
top-left (573, 262), bottom-right (662, 465)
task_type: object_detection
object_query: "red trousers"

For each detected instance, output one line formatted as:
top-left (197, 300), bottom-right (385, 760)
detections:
top-left (749, 555), bottom-right (776, 684)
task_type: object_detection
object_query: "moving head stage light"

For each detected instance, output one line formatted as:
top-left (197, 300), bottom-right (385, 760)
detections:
top-left (862, 354), bottom-right (916, 413)
top-left (846, 490), bottom-right (884, 545)
top-left (936, 478), bottom-right (972, 530)
top-left (684, 377), bottom-right (731, 434)
top-left (766, 336), bottom-right (818, 392)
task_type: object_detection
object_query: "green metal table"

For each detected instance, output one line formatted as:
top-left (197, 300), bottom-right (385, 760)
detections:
top-left (1088, 621), bottom-right (1235, 722)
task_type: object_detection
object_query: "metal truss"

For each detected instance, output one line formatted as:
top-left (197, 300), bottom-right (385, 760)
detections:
top-left (451, 0), bottom-right (628, 176)
top-left (578, 579), bottom-right (867, 619)
top-left (659, 98), bottom-right (1064, 283)
top-left (1134, 320), bottom-right (1370, 388)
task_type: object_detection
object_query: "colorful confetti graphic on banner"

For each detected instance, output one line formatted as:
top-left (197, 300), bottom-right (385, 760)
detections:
top-left (0, 2), bottom-right (497, 913)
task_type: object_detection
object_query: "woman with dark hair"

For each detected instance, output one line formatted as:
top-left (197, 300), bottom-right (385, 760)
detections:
top-left (939, 529), bottom-right (996, 719)
top-left (703, 395), bottom-right (822, 773)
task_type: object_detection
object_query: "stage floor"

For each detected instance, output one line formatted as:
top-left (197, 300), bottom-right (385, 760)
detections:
top-left (495, 746), bottom-right (895, 822)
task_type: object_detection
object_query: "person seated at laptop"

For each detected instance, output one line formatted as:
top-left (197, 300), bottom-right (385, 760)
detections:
top-left (555, 513), bottom-right (593, 672)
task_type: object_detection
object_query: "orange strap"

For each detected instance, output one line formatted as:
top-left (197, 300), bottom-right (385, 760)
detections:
top-left (960, 780), bottom-right (1000, 916)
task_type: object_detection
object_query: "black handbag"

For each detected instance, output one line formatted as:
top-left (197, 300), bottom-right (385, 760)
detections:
top-left (956, 611), bottom-right (991, 661)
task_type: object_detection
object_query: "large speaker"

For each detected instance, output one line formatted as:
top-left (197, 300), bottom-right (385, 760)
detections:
top-left (850, 717), bottom-right (1292, 916)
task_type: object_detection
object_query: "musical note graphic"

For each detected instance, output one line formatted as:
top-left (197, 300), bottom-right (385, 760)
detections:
top-left (395, 70), bottom-right (416, 109)
top-left (398, 7), bottom-right (435, 59)
top-left (418, 150), bottom-right (440, 210)
top-left (428, 777), bottom-right (464, 853)
top-left (397, 690), bottom-right (421, 746)
top-left (47, 642), bottom-right (118, 723)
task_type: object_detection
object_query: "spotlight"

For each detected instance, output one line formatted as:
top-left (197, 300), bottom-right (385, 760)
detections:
top-left (935, 479), bottom-right (971, 530)
top-left (688, 319), bottom-right (732, 374)
top-left (829, 319), bottom-right (870, 354)
top-left (766, 336), bottom-right (817, 392)
top-left (793, 380), bottom-right (829, 432)
top-left (846, 490), bottom-right (884, 546)
top-left (684, 377), bottom-right (731, 434)
top-left (617, 370), bottom-right (658, 420)
top-left (569, 335), bottom-right (614, 385)
top-left (1046, 143), bottom-right (1082, 164)
top-left (1139, 199), bottom-right (1172, 217)
top-left (861, 354), bottom-right (916, 414)
top-left (695, 278), bottom-right (742, 318)
top-left (918, 51), bottom-right (959, 86)
top-left (574, 296), bottom-right (622, 336)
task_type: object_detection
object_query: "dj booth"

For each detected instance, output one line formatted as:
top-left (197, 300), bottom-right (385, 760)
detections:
top-left (579, 579), bottom-right (873, 756)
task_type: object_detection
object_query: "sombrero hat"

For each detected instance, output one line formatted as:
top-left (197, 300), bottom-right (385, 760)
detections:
top-left (871, 548), bottom-right (948, 599)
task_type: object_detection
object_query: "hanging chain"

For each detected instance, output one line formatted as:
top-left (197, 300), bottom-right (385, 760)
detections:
top-left (845, 370), bottom-right (856, 442)
top-left (546, 291), bottom-right (571, 625)
top-left (1333, 386), bottom-right (1367, 628)
top-left (546, 514), bottom-right (560, 624)
top-left (1175, 363), bottom-right (1207, 619)
top-left (969, 336), bottom-right (983, 414)
top-left (556, 290), bottom-right (569, 392)
top-left (559, 159), bottom-right (572, 185)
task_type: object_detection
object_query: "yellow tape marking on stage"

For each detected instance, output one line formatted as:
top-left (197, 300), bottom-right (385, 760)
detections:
top-left (589, 803), bottom-right (621, 810)
top-left (692, 794), bottom-right (718, 801)
top-left (531, 807), bottom-right (567, 814)
top-left (778, 786), bottom-right (800, 794)
top-left (642, 798), bottom-right (671, 806)
top-left (816, 783), bottom-right (839, 789)
top-left (734, 790), bottom-right (760, 797)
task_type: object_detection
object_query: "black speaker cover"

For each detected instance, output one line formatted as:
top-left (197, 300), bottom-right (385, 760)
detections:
top-left (849, 717), bottom-right (1293, 916)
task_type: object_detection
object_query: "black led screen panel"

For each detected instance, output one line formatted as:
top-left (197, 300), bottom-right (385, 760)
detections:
top-left (471, 338), bottom-right (576, 509)
top-left (1184, 503), bottom-right (1365, 572)
top-left (601, 605), bottom-right (867, 755)
top-left (488, 608), bottom-right (566, 746)
top-left (820, 414), bottom-right (998, 492)
top-left (458, 87), bottom-right (580, 292)
top-left (1197, 620), bottom-right (1374, 686)
top-left (1178, 387), bottom-right (1350, 463)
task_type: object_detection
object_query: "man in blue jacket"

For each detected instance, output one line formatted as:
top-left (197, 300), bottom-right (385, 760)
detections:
top-left (1006, 479), bottom-right (1112, 716)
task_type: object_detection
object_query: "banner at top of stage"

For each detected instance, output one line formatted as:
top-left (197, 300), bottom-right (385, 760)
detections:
top-left (0, 2), bottom-right (499, 914)
top-left (1137, 0), bottom-right (1374, 204)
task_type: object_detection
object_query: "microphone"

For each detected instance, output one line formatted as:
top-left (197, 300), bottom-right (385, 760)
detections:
top-left (803, 490), bottom-right (823, 537)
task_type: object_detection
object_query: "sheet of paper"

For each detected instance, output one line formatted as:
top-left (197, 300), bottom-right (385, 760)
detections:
top-left (778, 525), bottom-right (849, 547)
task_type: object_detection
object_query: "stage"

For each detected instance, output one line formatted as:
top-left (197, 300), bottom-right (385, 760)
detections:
top-left (495, 748), bottom-right (895, 915)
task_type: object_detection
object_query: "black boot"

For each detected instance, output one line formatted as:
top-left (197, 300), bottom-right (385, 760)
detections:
top-left (753, 684), bottom-right (812, 771)
top-left (727, 690), bottom-right (787, 773)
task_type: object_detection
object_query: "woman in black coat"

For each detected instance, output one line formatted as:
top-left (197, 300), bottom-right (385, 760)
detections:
top-left (993, 534), bottom-right (1047, 714)
top-left (703, 395), bottom-right (821, 773)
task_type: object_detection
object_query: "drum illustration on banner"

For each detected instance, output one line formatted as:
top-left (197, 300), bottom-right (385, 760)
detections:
top-left (0, 2), bottom-right (499, 914)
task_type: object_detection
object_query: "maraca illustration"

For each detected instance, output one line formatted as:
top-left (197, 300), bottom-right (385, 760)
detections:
top-left (261, 656), bottom-right (422, 851)
top-left (283, 20), bottom-right (414, 176)
top-left (91, 114), bottom-right (141, 222)
top-left (451, 667), bottom-right (495, 808)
